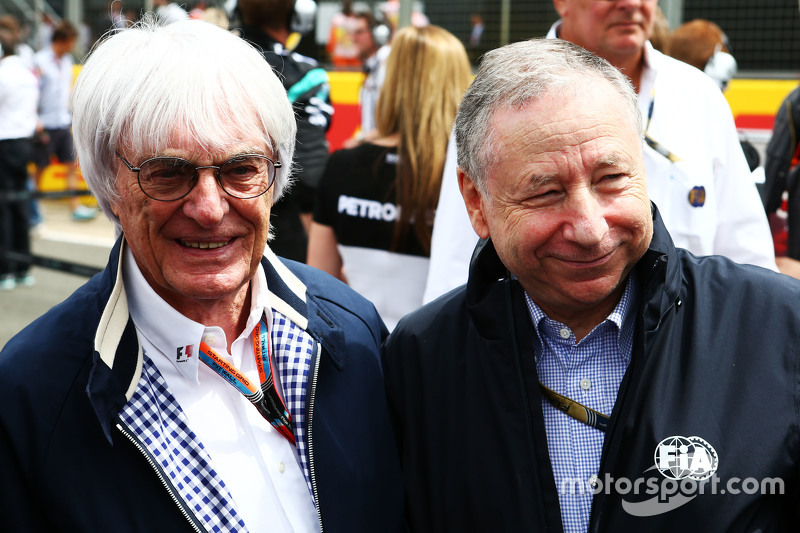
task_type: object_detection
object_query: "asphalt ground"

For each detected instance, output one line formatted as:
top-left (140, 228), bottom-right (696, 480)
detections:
top-left (0, 200), bottom-right (116, 349)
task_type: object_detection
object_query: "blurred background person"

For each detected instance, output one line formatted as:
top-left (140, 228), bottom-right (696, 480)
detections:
top-left (326, 0), bottom-right (360, 67)
top-left (761, 0), bottom-right (800, 279)
top-left (380, 0), bottom-right (428, 34)
top-left (33, 20), bottom-right (98, 222)
top-left (0, 15), bottom-right (34, 69)
top-left (0, 17), bottom-right (38, 289)
top-left (0, 15), bottom-right (38, 229)
top-left (467, 12), bottom-right (484, 63)
top-left (344, 10), bottom-right (391, 147)
top-left (153, 0), bottom-right (189, 24)
top-left (236, 0), bottom-right (333, 263)
top-left (669, 19), bottom-right (737, 91)
top-left (36, 13), bottom-right (54, 51)
top-left (308, 25), bottom-right (471, 330)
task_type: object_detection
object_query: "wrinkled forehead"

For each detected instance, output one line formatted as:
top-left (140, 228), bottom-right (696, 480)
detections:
top-left (483, 80), bottom-right (641, 169)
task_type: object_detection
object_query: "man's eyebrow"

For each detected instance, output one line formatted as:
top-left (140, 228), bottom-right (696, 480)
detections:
top-left (528, 174), bottom-right (555, 191)
top-left (596, 154), bottom-right (634, 171)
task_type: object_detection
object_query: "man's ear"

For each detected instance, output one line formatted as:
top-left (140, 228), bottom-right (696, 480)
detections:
top-left (552, 0), bottom-right (568, 18)
top-left (457, 168), bottom-right (490, 240)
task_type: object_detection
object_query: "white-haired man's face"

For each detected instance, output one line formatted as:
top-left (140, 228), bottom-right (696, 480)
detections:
top-left (111, 127), bottom-right (275, 317)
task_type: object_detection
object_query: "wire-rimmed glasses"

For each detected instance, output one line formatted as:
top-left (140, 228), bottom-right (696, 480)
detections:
top-left (116, 152), bottom-right (281, 201)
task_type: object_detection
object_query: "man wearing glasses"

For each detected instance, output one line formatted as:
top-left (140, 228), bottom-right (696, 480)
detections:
top-left (0, 18), bottom-right (402, 533)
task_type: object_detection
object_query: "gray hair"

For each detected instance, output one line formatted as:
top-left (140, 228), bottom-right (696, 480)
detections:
top-left (72, 15), bottom-right (296, 230)
top-left (455, 38), bottom-right (643, 192)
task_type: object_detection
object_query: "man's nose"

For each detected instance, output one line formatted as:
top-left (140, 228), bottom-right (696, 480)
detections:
top-left (182, 169), bottom-right (227, 224)
top-left (562, 189), bottom-right (609, 246)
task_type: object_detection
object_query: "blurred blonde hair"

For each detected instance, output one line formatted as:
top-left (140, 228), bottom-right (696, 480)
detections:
top-left (375, 24), bottom-right (472, 253)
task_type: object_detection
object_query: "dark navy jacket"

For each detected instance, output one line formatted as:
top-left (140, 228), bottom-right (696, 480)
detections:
top-left (384, 206), bottom-right (800, 532)
top-left (0, 238), bottom-right (403, 532)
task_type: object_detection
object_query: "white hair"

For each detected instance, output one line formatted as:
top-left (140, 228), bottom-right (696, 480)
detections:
top-left (72, 15), bottom-right (296, 229)
top-left (455, 38), bottom-right (643, 193)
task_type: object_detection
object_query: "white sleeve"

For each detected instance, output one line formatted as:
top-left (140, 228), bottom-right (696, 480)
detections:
top-left (422, 135), bottom-right (480, 304)
top-left (710, 91), bottom-right (778, 271)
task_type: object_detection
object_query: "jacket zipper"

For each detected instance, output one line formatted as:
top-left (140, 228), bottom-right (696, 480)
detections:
top-left (307, 341), bottom-right (324, 532)
top-left (115, 422), bottom-right (205, 533)
top-left (589, 255), bottom-right (668, 532)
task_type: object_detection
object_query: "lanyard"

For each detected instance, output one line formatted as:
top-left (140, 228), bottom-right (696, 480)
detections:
top-left (644, 91), bottom-right (681, 163)
top-left (539, 382), bottom-right (610, 433)
top-left (198, 317), bottom-right (295, 445)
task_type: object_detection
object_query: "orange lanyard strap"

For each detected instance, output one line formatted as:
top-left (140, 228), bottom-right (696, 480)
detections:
top-left (198, 318), bottom-right (295, 445)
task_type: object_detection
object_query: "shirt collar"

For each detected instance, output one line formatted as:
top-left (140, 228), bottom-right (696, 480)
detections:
top-left (123, 246), bottom-right (272, 383)
top-left (524, 272), bottom-right (638, 363)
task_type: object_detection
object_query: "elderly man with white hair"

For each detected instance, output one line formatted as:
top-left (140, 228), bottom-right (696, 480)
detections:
top-left (0, 18), bottom-right (402, 533)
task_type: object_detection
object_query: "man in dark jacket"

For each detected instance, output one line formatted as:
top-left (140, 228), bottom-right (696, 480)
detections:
top-left (236, 0), bottom-right (333, 263)
top-left (762, 83), bottom-right (800, 279)
top-left (383, 38), bottom-right (800, 533)
top-left (0, 18), bottom-right (402, 532)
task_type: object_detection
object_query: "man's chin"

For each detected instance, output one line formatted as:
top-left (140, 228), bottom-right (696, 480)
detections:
top-left (163, 272), bottom-right (250, 302)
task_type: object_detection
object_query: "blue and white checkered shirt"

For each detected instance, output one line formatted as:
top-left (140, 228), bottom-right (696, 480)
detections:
top-left (524, 275), bottom-right (637, 533)
top-left (123, 248), bottom-right (320, 531)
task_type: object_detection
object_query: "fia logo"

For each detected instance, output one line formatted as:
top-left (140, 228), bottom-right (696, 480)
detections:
top-left (654, 435), bottom-right (718, 481)
top-left (176, 345), bottom-right (194, 363)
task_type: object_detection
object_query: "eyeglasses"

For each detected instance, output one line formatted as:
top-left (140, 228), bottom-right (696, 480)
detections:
top-left (116, 152), bottom-right (281, 201)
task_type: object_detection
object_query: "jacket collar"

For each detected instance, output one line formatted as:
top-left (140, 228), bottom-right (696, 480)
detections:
top-left (261, 246), bottom-right (310, 331)
top-left (87, 236), bottom-right (143, 443)
top-left (634, 203), bottom-right (682, 332)
top-left (262, 250), bottom-right (348, 371)
top-left (466, 203), bottom-right (681, 336)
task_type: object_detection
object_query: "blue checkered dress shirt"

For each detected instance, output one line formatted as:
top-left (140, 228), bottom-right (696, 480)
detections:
top-left (119, 308), bottom-right (318, 531)
top-left (524, 275), bottom-right (637, 533)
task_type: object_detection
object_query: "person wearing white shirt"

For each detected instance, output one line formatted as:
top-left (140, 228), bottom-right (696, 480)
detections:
top-left (33, 20), bottom-right (98, 221)
top-left (423, 0), bottom-right (776, 303)
top-left (0, 19), bottom-right (39, 290)
top-left (349, 11), bottom-right (391, 140)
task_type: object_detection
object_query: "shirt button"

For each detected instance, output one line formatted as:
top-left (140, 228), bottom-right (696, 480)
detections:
top-left (559, 328), bottom-right (571, 339)
top-left (278, 461), bottom-right (285, 474)
top-left (589, 475), bottom-right (599, 488)
top-left (203, 334), bottom-right (216, 344)
top-left (580, 378), bottom-right (591, 391)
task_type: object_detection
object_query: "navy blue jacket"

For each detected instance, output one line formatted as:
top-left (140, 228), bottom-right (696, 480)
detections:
top-left (384, 207), bottom-right (800, 532)
top-left (0, 238), bottom-right (403, 532)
